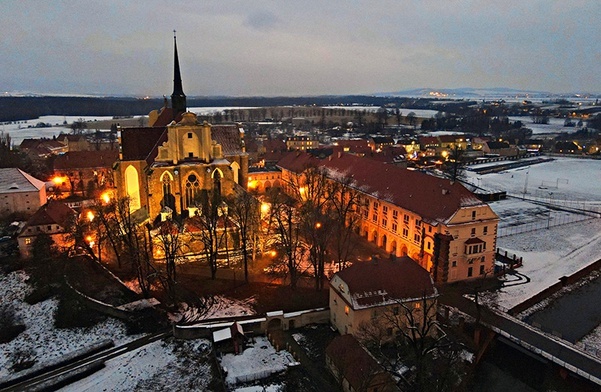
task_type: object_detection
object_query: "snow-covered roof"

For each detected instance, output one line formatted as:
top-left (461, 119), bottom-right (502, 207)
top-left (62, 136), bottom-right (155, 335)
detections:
top-left (0, 168), bottom-right (45, 193)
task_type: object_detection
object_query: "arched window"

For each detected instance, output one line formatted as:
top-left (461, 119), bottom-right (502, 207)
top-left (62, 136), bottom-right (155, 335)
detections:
top-left (185, 173), bottom-right (201, 207)
top-left (124, 165), bottom-right (141, 211)
top-left (230, 161), bottom-right (240, 184)
top-left (161, 172), bottom-right (175, 211)
top-left (212, 169), bottom-right (222, 195)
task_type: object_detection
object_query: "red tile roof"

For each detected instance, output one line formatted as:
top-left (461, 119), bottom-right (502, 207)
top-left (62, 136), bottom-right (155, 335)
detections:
top-left (277, 151), bottom-right (483, 223)
top-left (335, 257), bottom-right (436, 308)
top-left (53, 150), bottom-right (119, 170)
top-left (23, 200), bottom-right (75, 229)
top-left (212, 125), bottom-right (244, 156)
top-left (326, 334), bottom-right (393, 390)
top-left (120, 127), bottom-right (168, 162)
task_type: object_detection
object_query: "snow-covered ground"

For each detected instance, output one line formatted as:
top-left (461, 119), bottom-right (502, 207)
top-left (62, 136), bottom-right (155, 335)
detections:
top-left (0, 271), bottom-right (140, 382)
top-left (468, 157), bottom-right (601, 312)
top-left (220, 336), bottom-right (293, 387)
top-left (577, 324), bottom-right (601, 359)
top-left (508, 116), bottom-right (585, 135)
top-left (465, 157), bottom-right (601, 203)
top-left (61, 339), bottom-right (214, 391)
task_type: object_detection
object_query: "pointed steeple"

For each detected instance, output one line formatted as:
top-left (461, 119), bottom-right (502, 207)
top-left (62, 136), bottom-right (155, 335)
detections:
top-left (171, 30), bottom-right (186, 115)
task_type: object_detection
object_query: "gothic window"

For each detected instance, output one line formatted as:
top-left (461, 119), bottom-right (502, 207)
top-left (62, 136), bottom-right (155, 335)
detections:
top-left (185, 174), bottom-right (201, 207)
top-left (161, 173), bottom-right (175, 211)
top-left (212, 169), bottom-right (222, 195)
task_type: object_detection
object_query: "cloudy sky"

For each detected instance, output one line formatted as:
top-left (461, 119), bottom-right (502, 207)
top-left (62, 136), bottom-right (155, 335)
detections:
top-left (1, 0), bottom-right (600, 97)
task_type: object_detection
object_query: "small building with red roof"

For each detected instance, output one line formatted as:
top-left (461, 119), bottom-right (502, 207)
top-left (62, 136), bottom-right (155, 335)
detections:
top-left (326, 334), bottom-right (397, 392)
top-left (329, 256), bottom-right (437, 338)
top-left (17, 200), bottom-right (76, 258)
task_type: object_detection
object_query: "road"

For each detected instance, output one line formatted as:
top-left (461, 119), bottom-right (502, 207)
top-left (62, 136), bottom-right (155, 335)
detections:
top-left (440, 291), bottom-right (601, 387)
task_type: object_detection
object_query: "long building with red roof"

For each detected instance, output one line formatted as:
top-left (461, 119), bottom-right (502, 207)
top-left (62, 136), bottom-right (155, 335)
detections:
top-left (277, 151), bottom-right (499, 282)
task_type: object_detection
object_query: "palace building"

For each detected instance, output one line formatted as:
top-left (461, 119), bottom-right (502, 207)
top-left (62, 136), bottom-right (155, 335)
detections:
top-left (277, 151), bottom-right (499, 283)
top-left (114, 36), bottom-right (248, 221)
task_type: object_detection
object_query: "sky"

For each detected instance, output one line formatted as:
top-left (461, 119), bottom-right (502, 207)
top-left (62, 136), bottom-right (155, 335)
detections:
top-left (1, 0), bottom-right (600, 97)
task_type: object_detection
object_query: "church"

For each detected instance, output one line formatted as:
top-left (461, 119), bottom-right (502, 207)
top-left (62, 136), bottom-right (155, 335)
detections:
top-left (114, 36), bottom-right (248, 222)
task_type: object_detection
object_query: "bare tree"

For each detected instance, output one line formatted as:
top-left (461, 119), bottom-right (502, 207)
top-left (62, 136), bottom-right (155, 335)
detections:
top-left (189, 190), bottom-right (228, 280)
top-left (326, 171), bottom-right (361, 271)
top-left (294, 166), bottom-right (334, 290)
top-left (108, 197), bottom-right (162, 297)
top-left (265, 188), bottom-right (305, 289)
top-left (226, 187), bottom-right (260, 282)
top-left (356, 295), bottom-right (468, 391)
top-left (154, 219), bottom-right (187, 301)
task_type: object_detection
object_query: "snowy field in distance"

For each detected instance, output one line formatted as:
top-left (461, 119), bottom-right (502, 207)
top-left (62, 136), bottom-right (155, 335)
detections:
top-left (508, 116), bottom-right (585, 135)
top-left (465, 157), bottom-right (601, 203)
top-left (469, 157), bottom-right (601, 310)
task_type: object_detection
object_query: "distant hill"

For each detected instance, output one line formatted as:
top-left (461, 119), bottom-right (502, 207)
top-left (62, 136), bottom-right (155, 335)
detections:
top-left (377, 87), bottom-right (599, 101)
top-left (0, 95), bottom-right (429, 122)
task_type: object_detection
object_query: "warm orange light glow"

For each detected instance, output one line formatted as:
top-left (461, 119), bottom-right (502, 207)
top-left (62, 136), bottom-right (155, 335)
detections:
top-left (261, 203), bottom-right (270, 215)
top-left (101, 192), bottom-right (111, 204)
top-left (86, 211), bottom-right (95, 222)
top-left (52, 176), bottom-right (67, 185)
top-left (270, 250), bottom-right (277, 257)
top-left (315, 222), bottom-right (322, 229)
top-left (299, 186), bottom-right (307, 199)
top-left (248, 180), bottom-right (258, 189)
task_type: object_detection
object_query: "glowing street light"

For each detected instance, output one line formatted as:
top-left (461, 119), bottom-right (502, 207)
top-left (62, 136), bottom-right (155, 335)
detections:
top-left (86, 211), bottom-right (95, 222)
top-left (100, 192), bottom-right (111, 204)
top-left (261, 202), bottom-right (270, 215)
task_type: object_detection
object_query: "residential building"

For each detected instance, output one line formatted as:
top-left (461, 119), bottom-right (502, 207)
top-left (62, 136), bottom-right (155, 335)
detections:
top-left (329, 256), bottom-right (437, 337)
top-left (17, 200), bottom-right (76, 258)
top-left (326, 334), bottom-right (397, 392)
top-left (0, 168), bottom-right (47, 217)
top-left (368, 136), bottom-right (394, 151)
top-left (286, 136), bottom-right (319, 151)
top-left (483, 140), bottom-right (518, 156)
top-left (277, 151), bottom-right (499, 282)
top-left (52, 150), bottom-right (119, 197)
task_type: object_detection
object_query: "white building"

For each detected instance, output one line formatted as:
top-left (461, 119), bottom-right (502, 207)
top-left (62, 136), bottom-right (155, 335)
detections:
top-left (0, 168), bottom-right (47, 217)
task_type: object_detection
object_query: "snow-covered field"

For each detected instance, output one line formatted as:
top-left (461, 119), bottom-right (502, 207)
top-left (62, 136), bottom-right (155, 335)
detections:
top-left (469, 157), bottom-right (601, 311)
top-left (465, 157), bottom-right (601, 203)
top-left (508, 116), bottom-right (585, 135)
top-left (0, 271), bottom-right (140, 382)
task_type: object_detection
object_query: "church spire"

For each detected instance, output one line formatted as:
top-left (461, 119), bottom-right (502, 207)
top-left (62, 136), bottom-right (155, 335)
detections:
top-left (171, 30), bottom-right (186, 115)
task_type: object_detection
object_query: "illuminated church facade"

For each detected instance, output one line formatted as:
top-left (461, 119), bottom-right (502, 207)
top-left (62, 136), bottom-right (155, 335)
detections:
top-left (114, 36), bottom-right (248, 221)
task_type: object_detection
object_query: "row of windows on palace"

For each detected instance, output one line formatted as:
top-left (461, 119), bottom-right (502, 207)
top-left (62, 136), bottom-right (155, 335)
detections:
top-left (362, 199), bottom-right (492, 247)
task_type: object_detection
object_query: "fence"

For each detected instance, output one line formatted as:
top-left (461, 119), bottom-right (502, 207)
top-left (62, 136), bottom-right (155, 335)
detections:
top-left (498, 212), bottom-right (597, 237)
